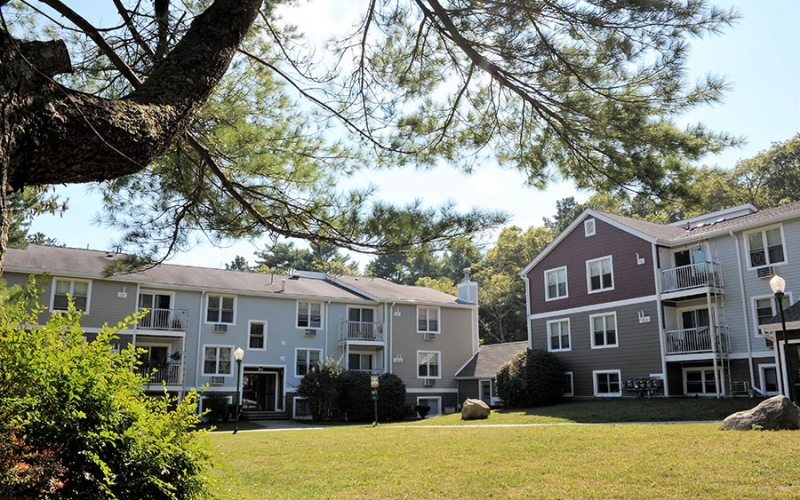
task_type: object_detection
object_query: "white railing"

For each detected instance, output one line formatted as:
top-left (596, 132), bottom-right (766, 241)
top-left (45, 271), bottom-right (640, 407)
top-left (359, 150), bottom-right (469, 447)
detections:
top-left (664, 326), bottom-right (729, 355)
top-left (136, 308), bottom-right (189, 332)
top-left (137, 363), bottom-right (182, 385)
top-left (339, 321), bottom-right (384, 342)
top-left (661, 261), bottom-right (723, 293)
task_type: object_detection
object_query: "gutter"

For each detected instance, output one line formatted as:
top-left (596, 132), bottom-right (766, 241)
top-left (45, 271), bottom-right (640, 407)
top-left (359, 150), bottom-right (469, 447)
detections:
top-left (729, 230), bottom-right (756, 394)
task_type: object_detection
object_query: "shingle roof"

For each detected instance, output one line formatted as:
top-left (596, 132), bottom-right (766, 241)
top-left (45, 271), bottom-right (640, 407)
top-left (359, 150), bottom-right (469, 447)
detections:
top-left (599, 200), bottom-right (800, 244)
top-left (4, 245), bottom-right (464, 304)
top-left (455, 341), bottom-right (528, 379)
top-left (332, 275), bottom-right (465, 305)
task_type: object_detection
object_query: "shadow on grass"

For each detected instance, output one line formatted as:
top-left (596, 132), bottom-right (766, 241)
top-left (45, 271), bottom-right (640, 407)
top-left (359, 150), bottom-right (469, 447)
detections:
top-left (508, 397), bottom-right (767, 423)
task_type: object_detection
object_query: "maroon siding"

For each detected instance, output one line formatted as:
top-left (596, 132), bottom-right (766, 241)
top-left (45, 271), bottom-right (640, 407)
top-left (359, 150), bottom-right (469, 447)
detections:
top-left (527, 215), bottom-right (657, 314)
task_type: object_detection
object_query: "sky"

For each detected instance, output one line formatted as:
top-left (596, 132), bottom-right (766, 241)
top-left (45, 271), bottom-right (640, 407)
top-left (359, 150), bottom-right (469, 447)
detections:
top-left (26, 0), bottom-right (800, 271)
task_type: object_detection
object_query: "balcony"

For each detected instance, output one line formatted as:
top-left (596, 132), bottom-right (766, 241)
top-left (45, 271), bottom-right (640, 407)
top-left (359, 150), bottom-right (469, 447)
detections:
top-left (664, 326), bottom-right (729, 356)
top-left (137, 363), bottom-right (182, 385)
top-left (339, 321), bottom-right (384, 343)
top-left (661, 261), bottom-right (723, 294)
top-left (135, 308), bottom-right (189, 332)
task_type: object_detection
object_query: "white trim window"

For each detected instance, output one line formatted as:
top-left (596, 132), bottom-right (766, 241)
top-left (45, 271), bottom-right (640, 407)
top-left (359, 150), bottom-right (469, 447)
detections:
top-left (563, 372), bottom-right (574, 397)
top-left (248, 320), bottom-right (267, 350)
top-left (206, 295), bottom-right (235, 324)
top-left (747, 226), bottom-right (785, 268)
top-left (683, 367), bottom-right (723, 396)
top-left (545, 267), bottom-right (568, 301)
top-left (587, 256), bottom-right (614, 293)
top-left (590, 312), bottom-right (618, 349)
top-left (348, 353), bottom-right (374, 372)
top-left (547, 319), bottom-right (570, 352)
top-left (417, 306), bottom-right (440, 333)
top-left (297, 301), bottom-right (322, 329)
top-left (593, 370), bottom-right (621, 397)
top-left (759, 364), bottom-right (779, 395)
top-left (296, 348), bottom-right (321, 376)
top-left (417, 351), bottom-right (441, 379)
top-left (416, 396), bottom-right (442, 418)
top-left (52, 278), bottom-right (91, 312)
top-left (753, 295), bottom-right (790, 347)
top-left (203, 346), bottom-right (233, 376)
top-left (584, 218), bottom-right (596, 237)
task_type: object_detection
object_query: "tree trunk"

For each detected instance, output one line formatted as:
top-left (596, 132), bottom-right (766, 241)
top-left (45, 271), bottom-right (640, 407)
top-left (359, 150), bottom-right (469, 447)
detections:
top-left (0, 0), bottom-right (262, 270)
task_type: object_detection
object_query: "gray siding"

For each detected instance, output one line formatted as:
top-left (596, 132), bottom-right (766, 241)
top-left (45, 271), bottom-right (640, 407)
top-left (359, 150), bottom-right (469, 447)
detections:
top-left (531, 301), bottom-right (662, 397)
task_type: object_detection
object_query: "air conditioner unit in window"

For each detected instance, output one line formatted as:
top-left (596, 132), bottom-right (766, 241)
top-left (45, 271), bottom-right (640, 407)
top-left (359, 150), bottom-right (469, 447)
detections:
top-left (757, 266), bottom-right (774, 279)
top-left (423, 332), bottom-right (436, 341)
top-left (210, 376), bottom-right (224, 386)
top-left (213, 324), bottom-right (228, 333)
top-left (423, 378), bottom-right (436, 387)
top-left (304, 329), bottom-right (316, 337)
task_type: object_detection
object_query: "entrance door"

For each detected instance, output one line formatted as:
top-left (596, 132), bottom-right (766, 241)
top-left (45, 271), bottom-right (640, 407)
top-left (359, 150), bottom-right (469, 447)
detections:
top-left (480, 380), bottom-right (492, 406)
top-left (242, 371), bottom-right (281, 411)
top-left (138, 292), bottom-right (172, 329)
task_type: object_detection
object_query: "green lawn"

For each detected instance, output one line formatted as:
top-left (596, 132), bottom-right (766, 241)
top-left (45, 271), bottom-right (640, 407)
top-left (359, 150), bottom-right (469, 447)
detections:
top-left (207, 398), bottom-right (800, 499)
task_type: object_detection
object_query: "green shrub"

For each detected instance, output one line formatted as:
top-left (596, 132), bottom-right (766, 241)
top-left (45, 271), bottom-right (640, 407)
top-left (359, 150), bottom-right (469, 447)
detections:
top-left (296, 357), bottom-right (344, 421)
top-left (0, 276), bottom-right (211, 499)
top-left (495, 348), bottom-right (567, 408)
top-left (203, 393), bottom-right (231, 423)
top-left (338, 372), bottom-right (407, 422)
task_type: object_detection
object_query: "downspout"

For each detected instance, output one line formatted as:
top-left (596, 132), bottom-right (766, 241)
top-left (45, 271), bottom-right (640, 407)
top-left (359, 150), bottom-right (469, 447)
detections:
top-left (325, 300), bottom-right (331, 361)
top-left (708, 288), bottom-right (721, 398)
top-left (194, 289), bottom-right (206, 393)
top-left (389, 301), bottom-right (396, 374)
top-left (522, 276), bottom-right (533, 350)
top-left (180, 321), bottom-right (188, 400)
top-left (652, 243), bottom-right (669, 396)
top-left (729, 230), bottom-right (756, 394)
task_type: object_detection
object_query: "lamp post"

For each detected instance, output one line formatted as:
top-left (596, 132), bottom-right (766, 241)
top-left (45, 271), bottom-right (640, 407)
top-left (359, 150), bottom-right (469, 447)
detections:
top-left (233, 347), bottom-right (244, 434)
top-left (770, 275), bottom-right (794, 402)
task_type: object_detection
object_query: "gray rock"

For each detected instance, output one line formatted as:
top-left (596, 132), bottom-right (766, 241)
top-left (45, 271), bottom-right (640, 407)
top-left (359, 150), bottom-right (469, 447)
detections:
top-left (461, 398), bottom-right (490, 420)
top-left (721, 395), bottom-right (800, 430)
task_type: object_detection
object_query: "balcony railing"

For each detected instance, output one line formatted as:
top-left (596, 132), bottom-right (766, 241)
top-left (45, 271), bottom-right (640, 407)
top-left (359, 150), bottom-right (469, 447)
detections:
top-left (135, 308), bottom-right (189, 332)
top-left (664, 326), bottom-right (729, 355)
top-left (661, 261), bottom-right (723, 293)
top-left (137, 363), bottom-right (182, 385)
top-left (339, 321), bottom-right (384, 342)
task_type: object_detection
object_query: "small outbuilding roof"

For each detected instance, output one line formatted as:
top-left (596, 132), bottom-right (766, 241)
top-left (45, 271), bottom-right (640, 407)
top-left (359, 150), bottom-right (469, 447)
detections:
top-left (455, 341), bottom-right (528, 379)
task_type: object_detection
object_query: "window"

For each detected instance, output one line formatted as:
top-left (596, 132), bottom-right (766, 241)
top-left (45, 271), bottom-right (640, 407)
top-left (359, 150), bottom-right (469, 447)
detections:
top-left (417, 306), bottom-right (440, 333)
top-left (587, 256), bottom-right (613, 292)
top-left (296, 349), bottom-right (321, 376)
top-left (297, 301), bottom-right (322, 329)
top-left (593, 370), bottom-right (621, 397)
top-left (760, 364), bottom-right (779, 395)
top-left (584, 218), bottom-right (596, 237)
top-left (545, 267), bottom-right (568, 300)
top-left (683, 367), bottom-right (721, 395)
top-left (416, 397), bottom-right (442, 418)
top-left (248, 321), bottom-right (266, 350)
top-left (203, 346), bottom-right (232, 375)
top-left (747, 226), bottom-right (785, 268)
top-left (590, 313), bottom-right (618, 348)
top-left (52, 279), bottom-right (90, 312)
top-left (417, 351), bottom-right (441, 379)
top-left (547, 319), bottom-right (570, 352)
top-left (348, 353), bottom-right (373, 372)
top-left (754, 295), bottom-right (790, 348)
top-left (563, 372), bottom-right (574, 397)
top-left (138, 291), bottom-right (174, 329)
top-left (206, 295), bottom-right (235, 324)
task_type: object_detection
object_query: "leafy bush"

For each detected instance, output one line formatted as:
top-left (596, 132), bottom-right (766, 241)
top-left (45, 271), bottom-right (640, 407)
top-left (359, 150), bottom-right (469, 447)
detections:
top-left (495, 348), bottom-right (567, 408)
top-left (338, 372), bottom-right (408, 422)
top-left (203, 393), bottom-right (231, 423)
top-left (0, 276), bottom-right (211, 499)
top-left (296, 357), bottom-right (344, 421)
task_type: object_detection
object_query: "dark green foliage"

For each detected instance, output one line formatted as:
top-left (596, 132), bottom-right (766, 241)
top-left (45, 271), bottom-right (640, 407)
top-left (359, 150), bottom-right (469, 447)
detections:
top-left (203, 393), bottom-right (231, 422)
top-left (0, 277), bottom-right (211, 499)
top-left (312, 370), bottom-right (407, 422)
top-left (295, 358), bottom-right (343, 421)
top-left (496, 349), bottom-right (567, 408)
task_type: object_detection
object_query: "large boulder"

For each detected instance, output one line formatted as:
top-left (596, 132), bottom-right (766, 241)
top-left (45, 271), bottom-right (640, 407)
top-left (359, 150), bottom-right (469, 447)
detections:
top-left (461, 399), bottom-right (490, 420)
top-left (721, 395), bottom-right (800, 430)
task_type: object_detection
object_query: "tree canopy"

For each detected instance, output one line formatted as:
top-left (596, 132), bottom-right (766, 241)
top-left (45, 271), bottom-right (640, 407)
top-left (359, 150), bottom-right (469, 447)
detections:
top-left (1, 0), bottom-right (737, 270)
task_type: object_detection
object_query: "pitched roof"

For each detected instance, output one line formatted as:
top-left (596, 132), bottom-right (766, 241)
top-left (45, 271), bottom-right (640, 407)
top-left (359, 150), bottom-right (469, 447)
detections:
top-left (4, 245), bottom-right (465, 304)
top-left (455, 341), bottom-right (528, 379)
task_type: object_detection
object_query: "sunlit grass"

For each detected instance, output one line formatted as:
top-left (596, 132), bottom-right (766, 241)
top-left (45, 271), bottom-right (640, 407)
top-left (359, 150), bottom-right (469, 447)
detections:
top-left (208, 398), bottom-right (800, 499)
